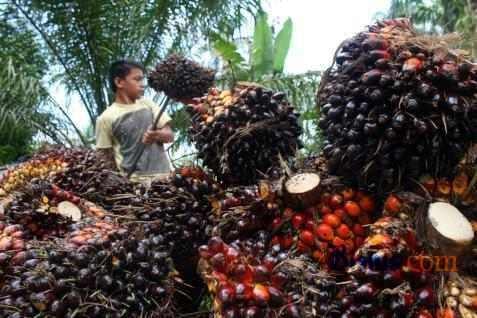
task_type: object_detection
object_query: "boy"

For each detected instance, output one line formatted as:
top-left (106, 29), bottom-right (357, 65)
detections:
top-left (95, 60), bottom-right (174, 185)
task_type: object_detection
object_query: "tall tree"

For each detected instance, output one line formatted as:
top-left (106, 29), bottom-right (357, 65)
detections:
top-left (0, 11), bottom-right (72, 163)
top-left (8, 0), bottom-right (262, 130)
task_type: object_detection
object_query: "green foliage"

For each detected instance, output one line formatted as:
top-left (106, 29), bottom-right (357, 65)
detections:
top-left (252, 12), bottom-right (274, 79)
top-left (273, 18), bottom-right (293, 74)
top-left (9, 0), bottom-right (261, 124)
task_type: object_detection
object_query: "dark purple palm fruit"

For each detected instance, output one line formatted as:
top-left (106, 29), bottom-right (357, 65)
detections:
top-left (317, 18), bottom-right (477, 192)
top-left (148, 53), bottom-right (215, 100)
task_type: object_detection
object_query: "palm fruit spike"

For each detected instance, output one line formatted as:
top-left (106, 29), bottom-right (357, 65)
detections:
top-left (318, 18), bottom-right (477, 192)
top-left (148, 53), bottom-right (215, 100)
top-left (188, 84), bottom-right (303, 186)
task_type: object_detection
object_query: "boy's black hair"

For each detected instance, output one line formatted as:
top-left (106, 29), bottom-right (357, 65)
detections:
top-left (109, 60), bottom-right (145, 92)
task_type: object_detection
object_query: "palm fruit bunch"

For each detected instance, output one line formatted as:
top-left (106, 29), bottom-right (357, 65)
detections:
top-left (4, 179), bottom-right (78, 238)
top-left (318, 18), bottom-right (477, 191)
top-left (148, 53), bottom-right (215, 99)
top-left (0, 221), bottom-right (177, 318)
top-left (0, 150), bottom-right (66, 196)
top-left (198, 233), bottom-right (298, 318)
top-left (439, 275), bottom-right (477, 318)
top-left (209, 181), bottom-right (280, 242)
top-left (338, 216), bottom-right (437, 317)
top-left (187, 84), bottom-right (303, 185)
top-left (0, 222), bottom-right (26, 278)
top-left (271, 187), bottom-right (375, 271)
top-left (51, 148), bottom-right (138, 210)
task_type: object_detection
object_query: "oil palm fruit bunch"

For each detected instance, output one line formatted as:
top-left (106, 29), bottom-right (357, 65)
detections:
top-left (5, 179), bottom-right (76, 239)
top-left (271, 187), bottom-right (375, 271)
top-left (198, 234), bottom-right (304, 318)
top-left (209, 183), bottom-right (280, 242)
top-left (338, 217), bottom-right (437, 317)
top-left (52, 148), bottom-right (137, 210)
top-left (148, 53), bottom-right (215, 100)
top-left (188, 84), bottom-right (303, 186)
top-left (0, 223), bottom-right (177, 318)
top-left (139, 167), bottom-right (218, 266)
top-left (0, 152), bottom-right (66, 196)
top-left (318, 18), bottom-right (477, 191)
top-left (439, 275), bottom-right (477, 317)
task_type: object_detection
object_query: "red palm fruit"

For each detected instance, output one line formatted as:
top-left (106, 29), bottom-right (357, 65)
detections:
top-left (334, 208), bottom-right (346, 219)
top-left (283, 208), bottom-right (294, 219)
top-left (210, 253), bottom-right (226, 271)
top-left (384, 194), bottom-right (401, 215)
top-left (336, 224), bottom-right (352, 240)
top-left (359, 195), bottom-right (375, 212)
top-left (225, 246), bottom-right (239, 263)
top-left (245, 306), bottom-right (262, 318)
top-left (291, 213), bottom-right (305, 229)
top-left (342, 188), bottom-right (355, 201)
top-left (323, 213), bottom-right (341, 228)
top-left (352, 224), bottom-right (366, 236)
top-left (300, 229), bottom-right (315, 246)
top-left (280, 234), bottom-right (294, 249)
top-left (217, 284), bottom-right (235, 305)
top-left (208, 236), bottom-right (225, 253)
top-left (321, 192), bottom-right (332, 205)
top-left (271, 272), bottom-right (287, 288)
top-left (272, 217), bottom-right (282, 230)
top-left (316, 223), bottom-right (334, 241)
top-left (312, 250), bottom-right (326, 263)
top-left (344, 201), bottom-right (361, 217)
top-left (436, 179), bottom-right (452, 197)
top-left (233, 264), bottom-right (254, 283)
top-left (254, 265), bottom-right (270, 283)
top-left (262, 255), bottom-right (277, 272)
top-left (332, 236), bottom-right (345, 247)
top-left (452, 173), bottom-right (469, 196)
top-left (304, 219), bottom-right (316, 231)
top-left (320, 205), bottom-right (333, 215)
top-left (330, 194), bottom-right (344, 208)
top-left (235, 283), bottom-right (253, 301)
top-left (420, 175), bottom-right (436, 194)
top-left (403, 57), bottom-right (423, 72)
top-left (252, 284), bottom-right (270, 305)
top-left (297, 240), bottom-right (311, 254)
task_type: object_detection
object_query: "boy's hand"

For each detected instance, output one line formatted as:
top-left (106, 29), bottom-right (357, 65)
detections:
top-left (142, 125), bottom-right (174, 144)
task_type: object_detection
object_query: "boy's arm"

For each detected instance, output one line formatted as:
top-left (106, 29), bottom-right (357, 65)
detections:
top-left (142, 124), bottom-right (174, 145)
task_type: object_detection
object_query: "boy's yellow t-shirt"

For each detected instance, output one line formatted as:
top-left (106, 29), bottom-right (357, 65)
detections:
top-left (95, 98), bottom-right (172, 183)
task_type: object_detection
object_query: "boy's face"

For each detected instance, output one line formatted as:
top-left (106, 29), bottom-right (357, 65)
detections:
top-left (115, 68), bottom-right (145, 100)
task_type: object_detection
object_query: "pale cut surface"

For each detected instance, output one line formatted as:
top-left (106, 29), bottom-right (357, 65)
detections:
top-left (285, 173), bottom-right (320, 194)
top-left (58, 201), bottom-right (82, 221)
top-left (428, 202), bottom-right (474, 244)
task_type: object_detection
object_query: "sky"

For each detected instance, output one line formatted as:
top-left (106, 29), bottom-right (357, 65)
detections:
top-left (59, 0), bottom-right (392, 134)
